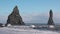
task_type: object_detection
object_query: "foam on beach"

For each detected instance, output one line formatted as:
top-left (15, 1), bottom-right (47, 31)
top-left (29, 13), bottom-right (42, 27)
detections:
top-left (0, 26), bottom-right (60, 34)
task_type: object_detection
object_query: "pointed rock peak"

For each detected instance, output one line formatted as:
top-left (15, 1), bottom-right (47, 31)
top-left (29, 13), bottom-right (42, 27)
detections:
top-left (14, 5), bottom-right (18, 9)
top-left (50, 9), bottom-right (52, 13)
top-left (49, 9), bottom-right (53, 16)
top-left (13, 5), bottom-right (18, 10)
top-left (13, 5), bottom-right (19, 14)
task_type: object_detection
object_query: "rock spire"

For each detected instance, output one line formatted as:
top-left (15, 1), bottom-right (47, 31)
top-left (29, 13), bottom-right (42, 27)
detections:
top-left (47, 9), bottom-right (54, 25)
top-left (5, 6), bottom-right (25, 26)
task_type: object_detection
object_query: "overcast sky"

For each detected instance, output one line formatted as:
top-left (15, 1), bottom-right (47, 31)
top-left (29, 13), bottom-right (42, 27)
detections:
top-left (0, 0), bottom-right (60, 24)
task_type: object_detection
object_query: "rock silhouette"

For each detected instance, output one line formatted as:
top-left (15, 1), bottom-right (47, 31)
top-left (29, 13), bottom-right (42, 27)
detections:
top-left (0, 23), bottom-right (3, 27)
top-left (5, 6), bottom-right (25, 26)
top-left (47, 9), bottom-right (54, 25)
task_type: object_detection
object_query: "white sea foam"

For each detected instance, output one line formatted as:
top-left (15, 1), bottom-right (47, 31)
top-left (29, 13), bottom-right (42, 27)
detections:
top-left (0, 26), bottom-right (60, 34)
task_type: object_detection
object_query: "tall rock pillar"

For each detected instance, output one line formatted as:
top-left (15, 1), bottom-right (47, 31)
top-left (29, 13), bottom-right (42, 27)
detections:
top-left (47, 9), bottom-right (54, 25)
top-left (5, 6), bottom-right (25, 26)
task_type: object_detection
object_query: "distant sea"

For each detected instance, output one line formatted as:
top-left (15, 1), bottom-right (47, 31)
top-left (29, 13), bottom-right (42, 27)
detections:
top-left (25, 23), bottom-right (60, 33)
top-left (25, 23), bottom-right (47, 26)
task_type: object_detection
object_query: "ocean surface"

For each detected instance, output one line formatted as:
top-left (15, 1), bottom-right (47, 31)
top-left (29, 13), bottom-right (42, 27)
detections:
top-left (0, 25), bottom-right (60, 34)
top-left (0, 23), bottom-right (60, 34)
top-left (25, 23), bottom-right (60, 32)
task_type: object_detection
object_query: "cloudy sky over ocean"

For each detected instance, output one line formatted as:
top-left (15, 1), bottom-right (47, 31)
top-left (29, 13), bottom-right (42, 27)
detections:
top-left (0, 0), bottom-right (60, 24)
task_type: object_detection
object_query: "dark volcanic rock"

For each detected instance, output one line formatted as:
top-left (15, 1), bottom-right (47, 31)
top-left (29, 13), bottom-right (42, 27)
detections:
top-left (5, 6), bottom-right (25, 26)
top-left (0, 23), bottom-right (3, 27)
top-left (47, 9), bottom-right (54, 25)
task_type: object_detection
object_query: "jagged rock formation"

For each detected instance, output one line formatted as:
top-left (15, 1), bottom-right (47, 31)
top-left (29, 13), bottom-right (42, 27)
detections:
top-left (5, 6), bottom-right (25, 26)
top-left (47, 9), bottom-right (54, 25)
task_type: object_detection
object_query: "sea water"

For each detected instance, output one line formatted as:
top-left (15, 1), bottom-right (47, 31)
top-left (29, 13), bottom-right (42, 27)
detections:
top-left (25, 23), bottom-right (60, 32)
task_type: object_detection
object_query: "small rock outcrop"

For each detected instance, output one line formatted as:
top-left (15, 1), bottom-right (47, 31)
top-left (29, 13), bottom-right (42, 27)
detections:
top-left (0, 23), bottom-right (3, 27)
top-left (5, 6), bottom-right (25, 26)
top-left (47, 9), bottom-right (54, 25)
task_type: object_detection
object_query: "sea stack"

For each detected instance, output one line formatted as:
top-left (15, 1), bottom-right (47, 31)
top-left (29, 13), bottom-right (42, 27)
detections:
top-left (5, 6), bottom-right (25, 26)
top-left (47, 9), bottom-right (54, 25)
